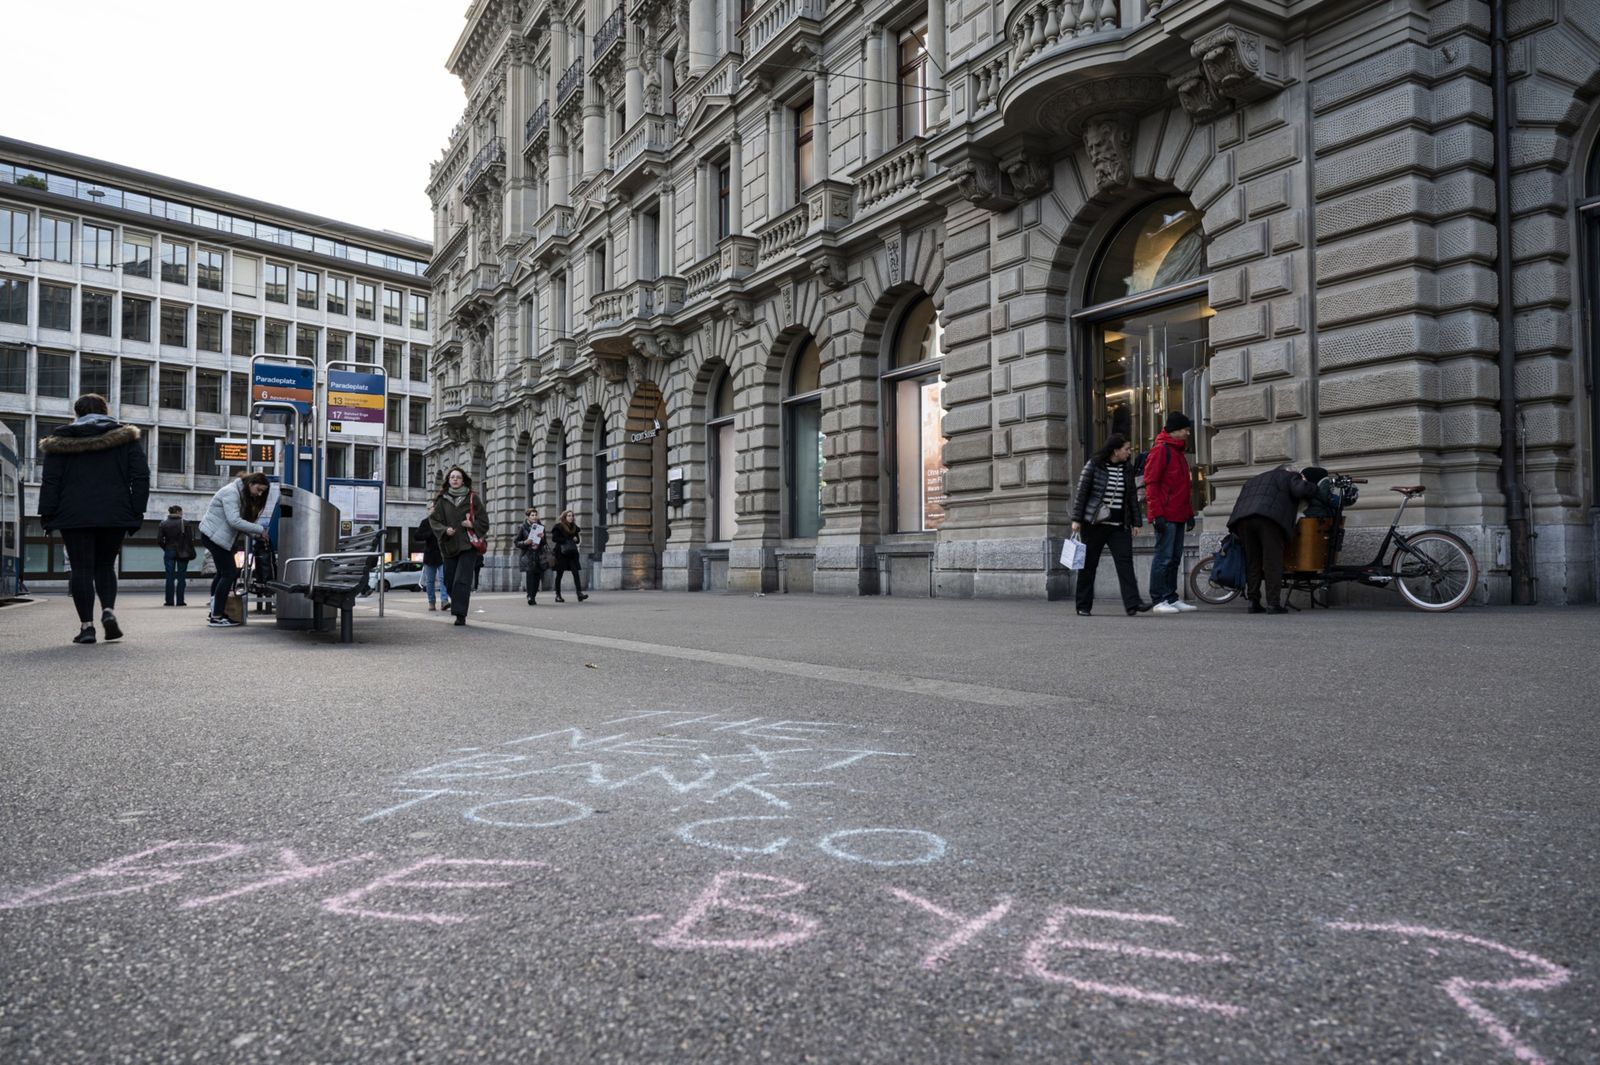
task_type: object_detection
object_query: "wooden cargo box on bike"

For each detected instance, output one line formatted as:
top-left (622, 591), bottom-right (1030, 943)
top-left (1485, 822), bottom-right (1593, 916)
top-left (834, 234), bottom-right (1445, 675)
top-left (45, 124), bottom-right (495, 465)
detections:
top-left (1284, 516), bottom-right (1338, 572)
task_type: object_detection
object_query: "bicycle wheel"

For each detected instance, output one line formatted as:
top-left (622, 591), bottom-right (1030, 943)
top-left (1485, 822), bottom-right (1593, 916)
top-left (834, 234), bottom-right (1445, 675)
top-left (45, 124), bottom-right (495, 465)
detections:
top-left (1391, 531), bottom-right (1477, 612)
top-left (1188, 555), bottom-right (1240, 605)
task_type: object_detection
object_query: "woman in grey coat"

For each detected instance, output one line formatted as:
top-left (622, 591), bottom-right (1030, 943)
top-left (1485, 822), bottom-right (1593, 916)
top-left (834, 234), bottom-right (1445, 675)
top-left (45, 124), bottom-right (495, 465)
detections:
top-left (199, 472), bottom-right (271, 627)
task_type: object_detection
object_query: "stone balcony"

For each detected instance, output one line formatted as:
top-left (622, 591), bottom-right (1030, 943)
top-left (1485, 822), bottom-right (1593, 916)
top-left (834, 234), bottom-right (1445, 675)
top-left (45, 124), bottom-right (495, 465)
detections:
top-left (524, 100), bottom-right (550, 155)
top-left (741, 0), bottom-right (824, 85)
top-left (448, 264), bottom-right (499, 318)
top-left (592, 7), bottom-right (626, 78)
top-left (854, 137), bottom-right (929, 214)
top-left (556, 58), bottom-right (585, 120)
top-left (460, 139), bottom-right (506, 198)
top-left (441, 379), bottom-right (493, 426)
top-left (610, 113), bottom-right (672, 195)
top-left (532, 205), bottom-right (575, 265)
top-left (684, 236), bottom-right (759, 305)
top-left (757, 203), bottom-right (810, 266)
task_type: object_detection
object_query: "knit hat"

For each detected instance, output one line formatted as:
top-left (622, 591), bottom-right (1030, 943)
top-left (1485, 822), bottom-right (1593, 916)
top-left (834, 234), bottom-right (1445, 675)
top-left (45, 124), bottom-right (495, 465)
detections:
top-left (1164, 411), bottom-right (1192, 432)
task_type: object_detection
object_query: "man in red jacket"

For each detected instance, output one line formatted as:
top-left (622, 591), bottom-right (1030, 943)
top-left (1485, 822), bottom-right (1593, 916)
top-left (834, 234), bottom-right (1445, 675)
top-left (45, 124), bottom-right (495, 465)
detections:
top-left (1144, 411), bottom-right (1195, 614)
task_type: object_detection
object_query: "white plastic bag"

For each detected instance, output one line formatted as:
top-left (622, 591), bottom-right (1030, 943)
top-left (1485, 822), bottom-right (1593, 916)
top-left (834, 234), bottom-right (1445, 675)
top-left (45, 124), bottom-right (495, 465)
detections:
top-left (1060, 535), bottom-right (1087, 571)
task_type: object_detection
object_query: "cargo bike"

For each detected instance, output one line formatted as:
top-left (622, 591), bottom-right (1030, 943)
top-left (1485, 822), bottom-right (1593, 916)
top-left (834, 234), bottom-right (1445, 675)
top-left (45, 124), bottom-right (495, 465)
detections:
top-left (1187, 475), bottom-right (1479, 612)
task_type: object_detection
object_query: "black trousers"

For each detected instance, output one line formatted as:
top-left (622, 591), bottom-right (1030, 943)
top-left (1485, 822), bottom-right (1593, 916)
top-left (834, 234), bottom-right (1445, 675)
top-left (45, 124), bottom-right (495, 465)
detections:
top-left (553, 559), bottom-right (584, 597)
top-left (1236, 516), bottom-right (1288, 605)
top-left (1075, 523), bottom-right (1143, 612)
top-left (201, 536), bottom-right (239, 619)
top-left (525, 556), bottom-right (546, 601)
top-left (442, 553), bottom-right (477, 618)
top-left (60, 528), bottom-right (124, 623)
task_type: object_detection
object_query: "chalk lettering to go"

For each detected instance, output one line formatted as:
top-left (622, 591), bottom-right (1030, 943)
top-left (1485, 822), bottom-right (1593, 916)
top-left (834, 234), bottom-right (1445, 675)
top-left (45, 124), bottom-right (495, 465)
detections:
top-left (675, 817), bottom-right (950, 866)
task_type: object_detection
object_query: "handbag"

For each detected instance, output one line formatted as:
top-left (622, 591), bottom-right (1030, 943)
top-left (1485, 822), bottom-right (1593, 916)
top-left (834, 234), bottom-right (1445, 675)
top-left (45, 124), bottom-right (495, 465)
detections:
top-left (465, 496), bottom-right (487, 554)
top-left (1212, 534), bottom-right (1247, 591)
top-left (176, 525), bottom-right (197, 562)
top-left (1060, 534), bottom-right (1087, 571)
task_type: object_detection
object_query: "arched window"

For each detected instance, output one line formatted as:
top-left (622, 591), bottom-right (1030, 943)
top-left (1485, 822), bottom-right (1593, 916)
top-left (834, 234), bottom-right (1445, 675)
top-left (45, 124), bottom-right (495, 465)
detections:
top-left (707, 367), bottom-right (738, 542)
top-left (1582, 135), bottom-right (1600, 504)
top-left (785, 339), bottom-right (824, 538)
top-left (883, 296), bottom-right (946, 532)
top-left (1078, 197), bottom-right (1212, 504)
top-left (592, 414), bottom-right (608, 541)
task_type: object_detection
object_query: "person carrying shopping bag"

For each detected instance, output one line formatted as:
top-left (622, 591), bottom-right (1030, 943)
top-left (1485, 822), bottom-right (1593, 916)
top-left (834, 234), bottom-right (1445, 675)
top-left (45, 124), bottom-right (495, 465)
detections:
top-left (427, 466), bottom-right (487, 626)
top-left (1070, 434), bottom-right (1153, 617)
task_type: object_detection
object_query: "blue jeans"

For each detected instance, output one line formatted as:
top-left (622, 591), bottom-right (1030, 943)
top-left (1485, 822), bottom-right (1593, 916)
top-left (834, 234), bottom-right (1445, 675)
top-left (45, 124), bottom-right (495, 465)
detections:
top-left (1149, 521), bottom-right (1186, 604)
top-left (163, 548), bottom-right (190, 604)
top-left (422, 562), bottom-right (448, 605)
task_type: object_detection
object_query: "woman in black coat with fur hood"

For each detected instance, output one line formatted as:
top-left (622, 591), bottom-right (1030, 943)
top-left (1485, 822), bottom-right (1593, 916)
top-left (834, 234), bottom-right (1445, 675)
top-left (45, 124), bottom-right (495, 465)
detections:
top-left (39, 394), bottom-right (150, 644)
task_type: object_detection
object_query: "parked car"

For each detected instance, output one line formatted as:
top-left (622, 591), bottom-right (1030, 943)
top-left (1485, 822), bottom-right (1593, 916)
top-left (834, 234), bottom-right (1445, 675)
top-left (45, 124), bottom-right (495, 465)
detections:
top-left (365, 559), bottom-right (425, 592)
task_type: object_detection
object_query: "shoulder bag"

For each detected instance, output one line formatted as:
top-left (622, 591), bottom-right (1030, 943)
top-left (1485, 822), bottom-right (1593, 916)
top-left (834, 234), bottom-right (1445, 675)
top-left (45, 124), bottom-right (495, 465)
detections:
top-left (465, 496), bottom-right (488, 554)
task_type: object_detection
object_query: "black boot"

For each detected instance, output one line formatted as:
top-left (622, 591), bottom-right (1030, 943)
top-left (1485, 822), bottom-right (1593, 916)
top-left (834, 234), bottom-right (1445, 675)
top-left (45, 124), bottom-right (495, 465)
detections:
top-left (73, 625), bottom-right (96, 645)
top-left (101, 610), bottom-right (122, 641)
top-left (1247, 598), bottom-right (1265, 614)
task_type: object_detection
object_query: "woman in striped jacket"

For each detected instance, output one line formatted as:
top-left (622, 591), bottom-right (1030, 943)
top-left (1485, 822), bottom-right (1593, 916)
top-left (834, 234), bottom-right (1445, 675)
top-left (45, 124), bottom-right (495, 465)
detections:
top-left (1069, 434), bottom-right (1152, 617)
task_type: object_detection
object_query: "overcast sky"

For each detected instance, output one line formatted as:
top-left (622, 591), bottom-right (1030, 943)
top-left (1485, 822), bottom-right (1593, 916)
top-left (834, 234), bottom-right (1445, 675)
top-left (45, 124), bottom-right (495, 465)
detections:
top-left (5, 1), bottom-right (468, 243)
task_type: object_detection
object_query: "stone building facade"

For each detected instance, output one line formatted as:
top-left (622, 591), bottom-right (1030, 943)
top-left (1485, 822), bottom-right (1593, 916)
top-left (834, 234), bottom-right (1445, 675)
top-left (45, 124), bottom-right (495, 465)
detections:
top-left (426, 0), bottom-right (1600, 603)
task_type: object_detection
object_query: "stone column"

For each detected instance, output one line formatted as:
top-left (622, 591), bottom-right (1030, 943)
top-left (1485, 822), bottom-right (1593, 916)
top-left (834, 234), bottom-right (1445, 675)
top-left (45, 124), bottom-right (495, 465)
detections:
top-left (624, 20), bottom-right (644, 124)
top-left (811, 68), bottom-right (829, 183)
top-left (583, 0), bottom-right (604, 175)
top-left (766, 104), bottom-right (784, 214)
top-left (689, 0), bottom-right (715, 78)
top-left (925, 2), bottom-right (946, 127)
top-left (549, 20), bottom-right (568, 206)
top-left (506, 41), bottom-right (533, 238)
top-left (728, 133), bottom-right (743, 237)
top-left (694, 162), bottom-right (708, 259)
top-left (863, 26), bottom-right (884, 160)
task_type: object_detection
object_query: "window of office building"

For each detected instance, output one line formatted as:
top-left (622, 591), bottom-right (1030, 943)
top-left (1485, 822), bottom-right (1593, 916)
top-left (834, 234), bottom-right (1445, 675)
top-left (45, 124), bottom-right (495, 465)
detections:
top-left (161, 241), bottom-right (189, 285)
top-left (0, 346), bottom-right (23, 393)
top-left (0, 278), bottom-right (27, 325)
top-left (196, 370), bottom-right (223, 414)
top-left (409, 398), bottom-right (428, 435)
top-left (785, 339), bottom-right (823, 538)
top-left (355, 335), bottom-right (375, 361)
top-left (382, 288), bottom-right (402, 326)
top-left (80, 355), bottom-right (112, 398)
top-left (121, 360), bottom-right (151, 406)
top-left (39, 283), bottom-right (72, 332)
top-left (158, 429), bottom-right (187, 473)
top-left (122, 296), bottom-right (151, 342)
top-left (386, 449), bottom-right (404, 485)
top-left (230, 372), bottom-right (249, 416)
top-left (83, 224), bottom-right (115, 270)
top-left (265, 319), bottom-right (288, 355)
top-left (296, 268), bottom-right (318, 309)
top-left (160, 303), bottom-right (187, 347)
top-left (122, 232), bottom-right (152, 279)
top-left (409, 292), bottom-right (428, 330)
top-left (410, 345), bottom-right (427, 382)
top-left (356, 281), bottom-right (376, 320)
top-left (708, 367), bottom-right (737, 542)
top-left (795, 102), bottom-right (814, 195)
top-left (232, 314), bottom-right (256, 357)
top-left (898, 19), bottom-right (931, 142)
top-left (197, 247), bottom-right (224, 291)
top-left (327, 331), bottom-right (347, 362)
top-left (408, 450), bottom-right (425, 488)
top-left (38, 350), bottom-right (71, 399)
top-left (233, 254), bottom-right (259, 298)
top-left (328, 276), bottom-right (348, 315)
top-left (39, 216), bottom-right (72, 263)
top-left (355, 446), bottom-right (376, 480)
top-left (159, 367), bottom-right (187, 410)
top-left (296, 325), bottom-right (318, 360)
top-left (326, 446), bottom-right (347, 479)
top-left (1, 209), bottom-right (29, 256)
top-left (1082, 196), bottom-right (1212, 507)
top-left (195, 431), bottom-right (221, 477)
top-left (883, 296), bottom-right (946, 532)
top-left (265, 262), bottom-right (289, 303)
top-left (383, 340), bottom-right (402, 378)
top-left (197, 308), bottom-right (223, 352)
top-left (82, 289), bottom-right (113, 336)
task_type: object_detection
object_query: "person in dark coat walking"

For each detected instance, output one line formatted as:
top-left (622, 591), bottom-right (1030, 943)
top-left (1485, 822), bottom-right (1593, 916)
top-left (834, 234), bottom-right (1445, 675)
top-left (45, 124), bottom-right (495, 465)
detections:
top-left (413, 516), bottom-right (447, 611)
top-left (548, 509), bottom-right (589, 602)
top-left (1228, 464), bottom-right (1317, 614)
top-left (38, 394), bottom-right (150, 644)
top-left (514, 506), bottom-right (548, 605)
top-left (1070, 434), bottom-right (1153, 617)
top-left (427, 466), bottom-right (486, 626)
top-left (156, 505), bottom-right (196, 606)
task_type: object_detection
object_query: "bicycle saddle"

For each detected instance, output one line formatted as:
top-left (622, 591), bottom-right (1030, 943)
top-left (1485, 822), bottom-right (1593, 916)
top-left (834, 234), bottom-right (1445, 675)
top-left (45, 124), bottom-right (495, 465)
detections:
top-left (1389, 485), bottom-right (1425, 495)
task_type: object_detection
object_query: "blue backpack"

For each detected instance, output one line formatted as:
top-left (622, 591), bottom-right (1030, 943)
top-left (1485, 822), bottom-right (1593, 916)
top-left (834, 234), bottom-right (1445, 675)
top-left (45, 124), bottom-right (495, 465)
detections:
top-left (1211, 534), bottom-right (1247, 591)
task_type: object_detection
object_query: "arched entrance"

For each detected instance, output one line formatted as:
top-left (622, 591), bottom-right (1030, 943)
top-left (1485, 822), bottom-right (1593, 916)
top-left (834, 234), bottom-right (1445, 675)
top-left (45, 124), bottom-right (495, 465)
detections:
top-left (613, 381), bottom-right (668, 589)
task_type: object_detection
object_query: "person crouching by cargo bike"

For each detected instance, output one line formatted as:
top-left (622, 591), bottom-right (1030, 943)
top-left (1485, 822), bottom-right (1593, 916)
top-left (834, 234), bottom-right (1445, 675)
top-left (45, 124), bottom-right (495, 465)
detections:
top-left (428, 466), bottom-right (486, 627)
top-left (1070, 434), bottom-right (1154, 617)
top-left (1227, 463), bottom-right (1317, 615)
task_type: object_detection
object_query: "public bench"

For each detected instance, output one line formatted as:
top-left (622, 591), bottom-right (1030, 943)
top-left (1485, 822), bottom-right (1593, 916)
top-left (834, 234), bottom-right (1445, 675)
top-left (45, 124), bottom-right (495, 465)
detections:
top-left (265, 532), bottom-right (382, 644)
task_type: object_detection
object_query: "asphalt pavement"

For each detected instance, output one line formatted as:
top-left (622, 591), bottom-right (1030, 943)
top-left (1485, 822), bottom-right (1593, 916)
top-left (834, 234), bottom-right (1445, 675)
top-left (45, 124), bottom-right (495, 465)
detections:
top-left (1, 588), bottom-right (1596, 1064)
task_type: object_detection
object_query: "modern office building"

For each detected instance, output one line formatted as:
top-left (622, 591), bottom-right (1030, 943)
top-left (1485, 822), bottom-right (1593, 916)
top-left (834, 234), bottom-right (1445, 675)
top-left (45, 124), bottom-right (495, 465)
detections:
top-left (0, 138), bottom-right (435, 584)
top-left (426, 0), bottom-right (1600, 603)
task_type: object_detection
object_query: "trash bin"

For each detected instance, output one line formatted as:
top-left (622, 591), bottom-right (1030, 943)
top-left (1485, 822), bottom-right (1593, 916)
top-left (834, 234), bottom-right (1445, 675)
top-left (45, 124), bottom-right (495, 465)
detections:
top-left (274, 485), bottom-right (341, 631)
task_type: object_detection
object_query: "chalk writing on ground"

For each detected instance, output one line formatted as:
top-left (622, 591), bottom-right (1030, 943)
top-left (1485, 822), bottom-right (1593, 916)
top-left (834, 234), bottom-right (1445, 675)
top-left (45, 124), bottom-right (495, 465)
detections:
top-left (360, 712), bottom-right (941, 866)
top-left (0, 841), bottom-right (1575, 1064)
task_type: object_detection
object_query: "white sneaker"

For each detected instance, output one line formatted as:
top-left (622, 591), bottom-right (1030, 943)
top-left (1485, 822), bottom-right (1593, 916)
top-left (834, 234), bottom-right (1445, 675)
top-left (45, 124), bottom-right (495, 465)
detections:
top-left (1172, 600), bottom-right (1199, 612)
top-left (1151, 602), bottom-right (1181, 615)
top-left (207, 616), bottom-right (240, 628)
